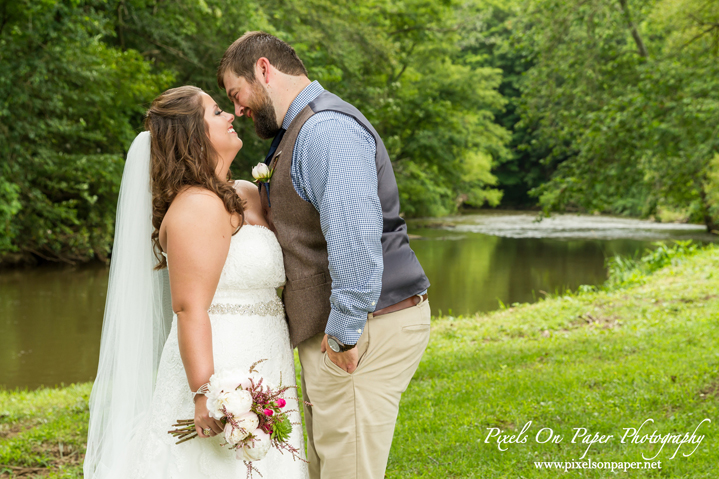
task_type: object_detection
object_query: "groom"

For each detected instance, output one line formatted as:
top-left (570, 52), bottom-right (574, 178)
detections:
top-left (218, 32), bottom-right (431, 479)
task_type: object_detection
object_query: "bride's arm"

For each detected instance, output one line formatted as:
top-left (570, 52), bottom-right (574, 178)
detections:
top-left (163, 189), bottom-right (236, 437)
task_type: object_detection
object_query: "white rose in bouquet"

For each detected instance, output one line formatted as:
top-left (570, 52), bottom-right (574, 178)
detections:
top-left (206, 370), bottom-right (252, 420)
top-left (235, 428), bottom-right (271, 462)
top-left (205, 389), bottom-right (227, 420)
top-left (223, 389), bottom-right (253, 417)
top-left (224, 411), bottom-right (260, 445)
top-left (209, 369), bottom-right (247, 392)
top-left (236, 411), bottom-right (260, 432)
top-left (224, 422), bottom-right (246, 445)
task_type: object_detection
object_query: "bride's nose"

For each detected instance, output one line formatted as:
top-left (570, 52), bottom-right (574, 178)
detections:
top-left (226, 112), bottom-right (235, 123)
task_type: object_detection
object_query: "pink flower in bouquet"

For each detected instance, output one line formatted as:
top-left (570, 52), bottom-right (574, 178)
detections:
top-left (263, 408), bottom-right (274, 417)
top-left (276, 398), bottom-right (286, 408)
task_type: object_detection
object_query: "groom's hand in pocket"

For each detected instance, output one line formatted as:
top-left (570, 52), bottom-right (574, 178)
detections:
top-left (321, 334), bottom-right (359, 374)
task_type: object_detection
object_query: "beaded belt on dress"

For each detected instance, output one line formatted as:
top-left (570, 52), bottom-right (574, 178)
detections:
top-left (207, 296), bottom-right (284, 316)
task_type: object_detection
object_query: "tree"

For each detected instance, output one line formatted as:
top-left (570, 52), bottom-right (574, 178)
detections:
top-left (1, 0), bottom-right (511, 263)
top-left (260, 0), bottom-right (510, 216)
top-left (0, 0), bottom-right (168, 263)
top-left (454, 0), bottom-right (558, 208)
top-left (516, 0), bottom-right (719, 229)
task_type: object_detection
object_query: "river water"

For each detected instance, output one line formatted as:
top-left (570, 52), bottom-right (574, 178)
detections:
top-left (0, 212), bottom-right (713, 389)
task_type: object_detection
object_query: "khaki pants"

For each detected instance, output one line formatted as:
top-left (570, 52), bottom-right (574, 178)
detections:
top-left (297, 299), bottom-right (431, 479)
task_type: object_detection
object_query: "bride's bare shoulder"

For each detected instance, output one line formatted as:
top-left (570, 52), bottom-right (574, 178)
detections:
top-left (161, 187), bottom-right (232, 239)
top-left (170, 187), bottom-right (226, 215)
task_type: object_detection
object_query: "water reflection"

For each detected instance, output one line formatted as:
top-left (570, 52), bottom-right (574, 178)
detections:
top-left (0, 264), bottom-right (108, 389)
top-left (410, 228), bottom-right (650, 316)
top-left (0, 211), bottom-right (713, 389)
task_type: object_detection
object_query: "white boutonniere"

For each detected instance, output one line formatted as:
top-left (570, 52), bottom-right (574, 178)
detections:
top-left (252, 162), bottom-right (274, 184)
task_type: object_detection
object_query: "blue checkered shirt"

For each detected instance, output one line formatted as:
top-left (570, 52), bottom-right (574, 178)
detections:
top-left (283, 81), bottom-right (382, 345)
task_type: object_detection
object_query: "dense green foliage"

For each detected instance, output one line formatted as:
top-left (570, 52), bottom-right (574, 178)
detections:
top-left (455, 0), bottom-right (554, 207)
top-left (2, 0), bottom-right (717, 264)
top-left (0, 1), bottom-right (169, 263)
top-left (513, 0), bottom-right (719, 226)
top-left (0, 0), bottom-right (508, 263)
top-left (449, 0), bottom-right (719, 220)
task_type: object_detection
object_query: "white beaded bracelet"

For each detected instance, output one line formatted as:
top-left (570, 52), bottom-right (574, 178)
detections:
top-left (191, 382), bottom-right (210, 403)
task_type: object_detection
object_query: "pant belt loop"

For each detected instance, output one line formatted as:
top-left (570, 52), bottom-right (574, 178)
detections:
top-left (415, 294), bottom-right (425, 306)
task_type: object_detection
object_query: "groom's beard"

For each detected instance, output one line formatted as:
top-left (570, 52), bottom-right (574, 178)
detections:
top-left (250, 83), bottom-right (281, 140)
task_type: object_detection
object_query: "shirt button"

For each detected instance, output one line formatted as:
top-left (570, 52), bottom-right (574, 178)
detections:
top-left (371, 301), bottom-right (376, 306)
top-left (357, 329), bottom-right (362, 334)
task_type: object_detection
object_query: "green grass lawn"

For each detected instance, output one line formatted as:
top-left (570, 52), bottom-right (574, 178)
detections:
top-left (2, 244), bottom-right (719, 478)
top-left (388, 244), bottom-right (719, 478)
top-left (0, 384), bottom-right (90, 478)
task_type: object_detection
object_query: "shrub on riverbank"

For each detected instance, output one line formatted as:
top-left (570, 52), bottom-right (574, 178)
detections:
top-left (2, 243), bottom-right (718, 477)
top-left (604, 240), bottom-right (703, 290)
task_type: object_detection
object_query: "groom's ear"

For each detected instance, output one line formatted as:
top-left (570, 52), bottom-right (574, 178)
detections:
top-left (255, 57), bottom-right (273, 85)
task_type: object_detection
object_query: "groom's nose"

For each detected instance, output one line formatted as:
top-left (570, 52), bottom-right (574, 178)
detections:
top-left (235, 105), bottom-right (245, 117)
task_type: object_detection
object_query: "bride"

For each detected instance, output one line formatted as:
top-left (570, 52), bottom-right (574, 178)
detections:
top-left (84, 86), bottom-right (308, 479)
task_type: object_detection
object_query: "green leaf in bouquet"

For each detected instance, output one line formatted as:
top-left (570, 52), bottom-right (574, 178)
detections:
top-left (271, 414), bottom-right (293, 443)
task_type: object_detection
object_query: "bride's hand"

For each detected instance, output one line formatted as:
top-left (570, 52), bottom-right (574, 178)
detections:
top-left (194, 395), bottom-right (223, 438)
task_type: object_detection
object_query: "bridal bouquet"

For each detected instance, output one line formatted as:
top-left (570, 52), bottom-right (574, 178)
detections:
top-left (169, 360), bottom-right (305, 475)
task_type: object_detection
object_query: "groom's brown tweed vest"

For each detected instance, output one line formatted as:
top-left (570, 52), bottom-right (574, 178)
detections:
top-left (261, 91), bottom-right (430, 348)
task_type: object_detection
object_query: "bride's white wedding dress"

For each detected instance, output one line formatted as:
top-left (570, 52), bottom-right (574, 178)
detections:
top-left (129, 224), bottom-right (308, 479)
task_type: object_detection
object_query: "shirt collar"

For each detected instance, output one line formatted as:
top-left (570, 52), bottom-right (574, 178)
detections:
top-left (282, 81), bottom-right (324, 130)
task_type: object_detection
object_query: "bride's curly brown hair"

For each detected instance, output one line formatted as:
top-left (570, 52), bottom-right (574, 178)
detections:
top-left (145, 86), bottom-right (245, 269)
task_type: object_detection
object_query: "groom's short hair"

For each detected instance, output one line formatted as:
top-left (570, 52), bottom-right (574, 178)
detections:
top-left (217, 32), bottom-right (308, 88)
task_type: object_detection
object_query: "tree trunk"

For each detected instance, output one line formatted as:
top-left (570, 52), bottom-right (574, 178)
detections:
top-left (698, 187), bottom-right (719, 234)
top-left (617, 0), bottom-right (648, 58)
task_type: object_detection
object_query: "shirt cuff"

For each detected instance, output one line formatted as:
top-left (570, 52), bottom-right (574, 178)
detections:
top-left (325, 308), bottom-right (368, 345)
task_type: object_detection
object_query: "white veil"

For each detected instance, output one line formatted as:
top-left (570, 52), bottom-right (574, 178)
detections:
top-left (84, 131), bottom-right (173, 479)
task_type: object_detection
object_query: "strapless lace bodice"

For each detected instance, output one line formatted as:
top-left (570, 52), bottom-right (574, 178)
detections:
top-left (212, 224), bottom-right (285, 303)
